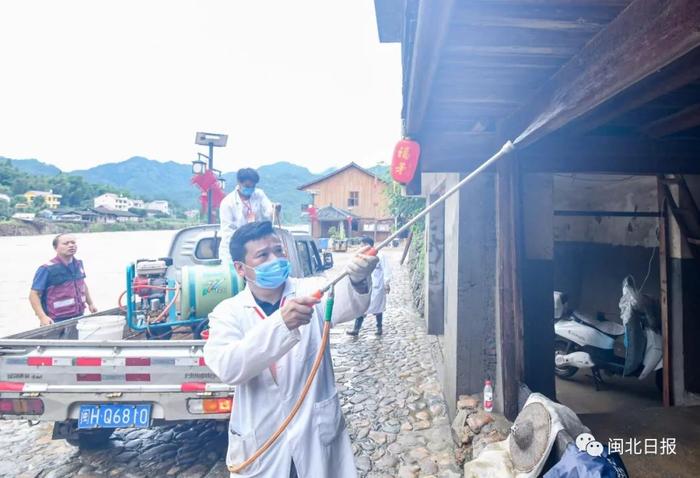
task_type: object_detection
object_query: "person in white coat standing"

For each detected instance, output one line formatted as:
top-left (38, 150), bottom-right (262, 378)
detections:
top-left (204, 221), bottom-right (378, 478)
top-left (218, 168), bottom-right (276, 265)
top-left (346, 236), bottom-right (391, 336)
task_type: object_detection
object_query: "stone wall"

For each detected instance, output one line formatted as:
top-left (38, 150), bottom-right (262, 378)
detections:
top-left (406, 224), bottom-right (426, 316)
top-left (450, 393), bottom-right (512, 467)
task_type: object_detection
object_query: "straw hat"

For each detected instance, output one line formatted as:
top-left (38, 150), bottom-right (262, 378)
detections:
top-left (509, 401), bottom-right (552, 473)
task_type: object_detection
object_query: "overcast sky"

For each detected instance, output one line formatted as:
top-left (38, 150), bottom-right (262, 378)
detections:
top-left (0, 1), bottom-right (402, 174)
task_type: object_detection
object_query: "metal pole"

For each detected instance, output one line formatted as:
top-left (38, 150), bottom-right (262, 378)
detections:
top-left (319, 140), bottom-right (515, 293)
top-left (207, 142), bottom-right (214, 224)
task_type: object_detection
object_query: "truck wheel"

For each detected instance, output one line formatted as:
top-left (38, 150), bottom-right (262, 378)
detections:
top-left (67, 428), bottom-right (114, 449)
top-left (554, 340), bottom-right (579, 379)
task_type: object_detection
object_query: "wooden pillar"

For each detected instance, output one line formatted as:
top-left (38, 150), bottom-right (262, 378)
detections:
top-left (661, 177), bottom-right (700, 406)
top-left (442, 173), bottom-right (498, 417)
top-left (657, 177), bottom-right (672, 407)
top-left (425, 192), bottom-right (445, 335)
top-left (496, 158), bottom-right (524, 420)
top-left (520, 174), bottom-right (556, 400)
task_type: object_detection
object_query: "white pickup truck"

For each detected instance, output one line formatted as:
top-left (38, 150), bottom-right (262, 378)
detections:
top-left (0, 225), bottom-right (332, 448)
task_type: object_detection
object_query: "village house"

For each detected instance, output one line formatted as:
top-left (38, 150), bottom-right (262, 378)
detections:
top-left (52, 208), bottom-right (100, 223)
top-left (145, 200), bottom-right (169, 215)
top-left (93, 193), bottom-right (145, 211)
top-left (23, 190), bottom-right (61, 209)
top-left (92, 206), bottom-right (141, 223)
top-left (376, 0), bottom-right (700, 474)
top-left (298, 162), bottom-right (393, 242)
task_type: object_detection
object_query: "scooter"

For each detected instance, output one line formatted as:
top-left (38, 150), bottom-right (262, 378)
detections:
top-left (554, 276), bottom-right (663, 391)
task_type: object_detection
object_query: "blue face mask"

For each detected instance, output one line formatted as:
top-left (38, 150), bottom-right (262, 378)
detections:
top-left (247, 258), bottom-right (290, 289)
top-left (239, 186), bottom-right (255, 197)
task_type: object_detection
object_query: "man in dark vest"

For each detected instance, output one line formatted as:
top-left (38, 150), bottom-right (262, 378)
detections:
top-left (29, 234), bottom-right (97, 326)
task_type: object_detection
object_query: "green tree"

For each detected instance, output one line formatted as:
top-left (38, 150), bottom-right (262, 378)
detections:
top-left (11, 194), bottom-right (28, 210)
top-left (0, 200), bottom-right (9, 219)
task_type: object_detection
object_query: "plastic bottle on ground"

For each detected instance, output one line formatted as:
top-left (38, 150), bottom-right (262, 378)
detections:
top-left (483, 379), bottom-right (493, 413)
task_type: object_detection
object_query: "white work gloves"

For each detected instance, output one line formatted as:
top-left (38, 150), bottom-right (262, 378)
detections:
top-left (346, 246), bottom-right (379, 284)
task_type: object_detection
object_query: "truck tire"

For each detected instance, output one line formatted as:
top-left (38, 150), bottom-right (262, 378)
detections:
top-left (66, 428), bottom-right (114, 449)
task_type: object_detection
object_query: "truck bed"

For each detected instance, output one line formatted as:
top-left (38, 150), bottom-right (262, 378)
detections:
top-left (0, 312), bottom-right (231, 423)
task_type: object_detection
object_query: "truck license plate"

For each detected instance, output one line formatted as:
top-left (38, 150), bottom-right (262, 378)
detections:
top-left (77, 404), bottom-right (151, 429)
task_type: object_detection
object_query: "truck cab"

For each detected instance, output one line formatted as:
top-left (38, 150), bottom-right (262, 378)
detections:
top-left (166, 224), bottom-right (332, 277)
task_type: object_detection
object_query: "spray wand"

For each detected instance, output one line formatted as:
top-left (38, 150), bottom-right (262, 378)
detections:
top-left (229, 140), bottom-right (515, 473)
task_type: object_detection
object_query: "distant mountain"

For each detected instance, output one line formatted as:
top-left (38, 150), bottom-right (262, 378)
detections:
top-left (71, 157), bottom-right (320, 222)
top-left (369, 164), bottom-right (390, 180)
top-left (3, 158), bottom-right (61, 177)
top-left (1, 154), bottom-right (389, 223)
top-left (70, 157), bottom-right (194, 207)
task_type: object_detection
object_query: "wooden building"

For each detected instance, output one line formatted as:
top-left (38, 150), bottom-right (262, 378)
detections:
top-left (376, 1), bottom-right (700, 474)
top-left (298, 163), bottom-right (393, 241)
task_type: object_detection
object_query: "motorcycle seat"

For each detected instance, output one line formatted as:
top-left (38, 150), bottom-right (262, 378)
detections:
top-left (572, 312), bottom-right (625, 337)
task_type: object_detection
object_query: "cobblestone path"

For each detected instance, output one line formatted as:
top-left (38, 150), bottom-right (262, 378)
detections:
top-left (0, 252), bottom-right (458, 478)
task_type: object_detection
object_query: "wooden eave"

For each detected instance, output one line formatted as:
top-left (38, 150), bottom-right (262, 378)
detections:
top-left (402, 0), bottom-right (700, 174)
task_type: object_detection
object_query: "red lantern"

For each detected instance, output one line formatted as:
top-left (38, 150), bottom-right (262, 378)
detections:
top-left (391, 138), bottom-right (420, 184)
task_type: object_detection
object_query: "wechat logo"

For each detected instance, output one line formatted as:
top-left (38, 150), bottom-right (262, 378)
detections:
top-left (576, 433), bottom-right (604, 457)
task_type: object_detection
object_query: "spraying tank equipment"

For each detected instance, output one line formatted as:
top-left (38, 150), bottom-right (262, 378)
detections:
top-left (122, 258), bottom-right (244, 339)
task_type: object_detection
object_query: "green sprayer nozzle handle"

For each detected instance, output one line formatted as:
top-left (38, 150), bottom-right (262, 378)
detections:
top-left (324, 288), bottom-right (335, 323)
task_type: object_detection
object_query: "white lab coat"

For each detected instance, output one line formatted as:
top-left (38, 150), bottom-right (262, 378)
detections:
top-left (203, 276), bottom-right (371, 478)
top-left (366, 254), bottom-right (391, 315)
top-left (218, 188), bottom-right (274, 264)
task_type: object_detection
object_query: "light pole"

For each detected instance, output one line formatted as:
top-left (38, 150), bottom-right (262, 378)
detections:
top-left (194, 132), bottom-right (228, 224)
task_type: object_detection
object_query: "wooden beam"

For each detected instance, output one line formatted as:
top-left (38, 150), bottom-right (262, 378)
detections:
top-left (575, 49), bottom-right (700, 133)
top-left (430, 99), bottom-right (522, 121)
top-left (505, 0), bottom-right (700, 147)
top-left (445, 45), bottom-right (577, 60)
top-left (419, 130), bottom-right (700, 173)
top-left (644, 104), bottom-right (700, 138)
top-left (405, 0), bottom-right (455, 136)
top-left (520, 135), bottom-right (700, 173)
top-left (453, 13), bottom-right (603, 33)
top-left (418, 132), bottom-right (499, 172)
top-left (447, 25), bottom-right (594, 51)
top-left (479, 0), bottom-right (629, 5)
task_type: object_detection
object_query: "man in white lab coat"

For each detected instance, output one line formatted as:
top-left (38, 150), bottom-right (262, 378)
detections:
top-left (346, 236), bottom-right (391, 336)
top-left (204, 221), bottom-right (378, 477)
top-left (218, 168), bottom-right (275, 264)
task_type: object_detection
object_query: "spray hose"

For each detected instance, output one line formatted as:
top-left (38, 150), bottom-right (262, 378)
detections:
top-left (228, 140), bottom-right (516, 473)
top-left (228, 288), bottom-right (335, 474)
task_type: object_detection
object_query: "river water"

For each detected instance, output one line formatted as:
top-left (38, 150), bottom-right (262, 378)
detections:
top-left (0, 230), bottom-right (175, 337)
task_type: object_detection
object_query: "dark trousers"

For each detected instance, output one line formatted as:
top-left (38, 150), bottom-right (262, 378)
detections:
top-left (353, 313), bottom-right (383, 331)
top-left (290, 460), bottom-right (298, 478)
